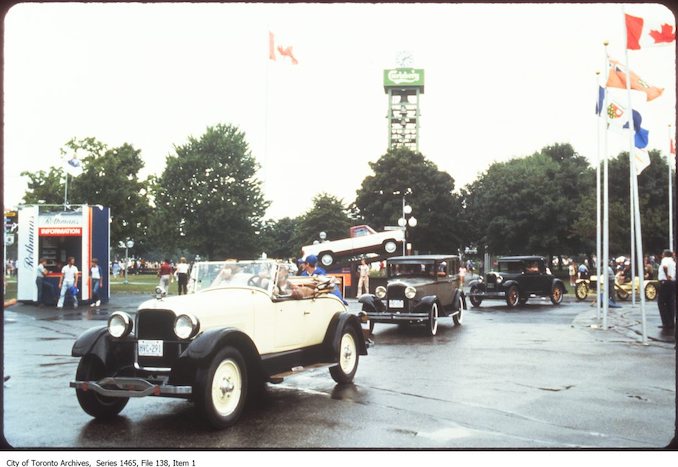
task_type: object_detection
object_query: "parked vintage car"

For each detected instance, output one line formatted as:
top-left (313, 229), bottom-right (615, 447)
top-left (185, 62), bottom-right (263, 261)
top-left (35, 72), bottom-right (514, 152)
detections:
top-left (575, 276), bottom-right (658, 301)
top-left (468, 256), bottom-right (567, 308)
top-left (301, 225), bottom-right (404, 268)
top-left (358, 255), bottom-right (465, 336)
top-left (69, 260), bottom-right (367, 429)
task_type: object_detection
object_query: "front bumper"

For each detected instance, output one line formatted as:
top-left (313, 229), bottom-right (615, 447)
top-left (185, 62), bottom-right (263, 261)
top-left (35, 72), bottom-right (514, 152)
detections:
top-left (366, 311), bottom-right (429, 323)
top-left (70, 377), bottom-right (192, 398)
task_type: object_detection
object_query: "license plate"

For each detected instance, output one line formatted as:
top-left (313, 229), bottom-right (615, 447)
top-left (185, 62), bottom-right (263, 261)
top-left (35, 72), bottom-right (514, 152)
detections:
top-left (487, 284), bottom-right (495, 289)
top-left (138, 340), bottom-right (163, 357)
top-left (389, 299), bottom-right (404, 308)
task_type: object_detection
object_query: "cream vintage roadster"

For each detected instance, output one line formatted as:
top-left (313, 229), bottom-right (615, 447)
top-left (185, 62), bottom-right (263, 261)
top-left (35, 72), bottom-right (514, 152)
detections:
top-left (70, 260), bottom-right (367, 429)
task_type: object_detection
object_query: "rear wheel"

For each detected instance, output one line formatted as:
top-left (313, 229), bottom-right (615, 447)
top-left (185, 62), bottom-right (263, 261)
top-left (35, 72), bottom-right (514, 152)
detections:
top-left (330, 327), bottom-right (359, 384)
top-left (383, 240), bottom-right (398, 254)
top-left (426, 302), bottom-right (439, 336)
top-left (550, 284), bottom-right (564, 305)
top-left (194, 347), bottom-right (248, 429)
top-left (645, 282), bottom-right (657, 300)
top-left (575, 281), bottom-right (589, 301)
top-left (319, 252), bottom-right (335, 268)
top-left (75, 355), bottom-right (129, 419)
top-left (616, 285), bottom-right (629, 301)
top-left (506, 286), bottom-right (520, 308)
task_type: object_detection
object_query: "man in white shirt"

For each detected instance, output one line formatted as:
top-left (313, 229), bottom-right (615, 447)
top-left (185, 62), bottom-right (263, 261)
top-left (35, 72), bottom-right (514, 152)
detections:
top-left (657, 249), bottom-right (676, 330)
top-left (57, 256), bottom-right (79, 309)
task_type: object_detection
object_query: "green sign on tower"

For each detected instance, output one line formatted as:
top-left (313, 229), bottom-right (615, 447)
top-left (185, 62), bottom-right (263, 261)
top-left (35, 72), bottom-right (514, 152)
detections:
top-left (384, 66), bottom-right (425, 151)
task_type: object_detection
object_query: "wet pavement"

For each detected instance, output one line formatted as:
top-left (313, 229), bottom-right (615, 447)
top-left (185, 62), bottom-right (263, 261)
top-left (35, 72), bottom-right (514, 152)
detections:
top-left (2, 292), bottom-right (676, 449)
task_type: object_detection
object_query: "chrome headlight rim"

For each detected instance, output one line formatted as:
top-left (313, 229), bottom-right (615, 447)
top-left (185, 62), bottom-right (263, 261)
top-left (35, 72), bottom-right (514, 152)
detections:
top-left (404, 286), bottom-right (417, 299)
top-left (375, 286), bottom-right (387, 299)
top-left (174, 314), bottom-right (200, 340)
top-left (108, 311), bottom-right (133, 339)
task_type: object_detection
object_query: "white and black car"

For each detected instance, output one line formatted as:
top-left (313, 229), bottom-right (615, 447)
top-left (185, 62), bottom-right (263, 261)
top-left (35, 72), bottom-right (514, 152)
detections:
top-left (467, 256), bottom-right (567, 308)
top-left (358, 255), bottom-right (465, 336)
top-left (70, 260), bottom-right (367, 429)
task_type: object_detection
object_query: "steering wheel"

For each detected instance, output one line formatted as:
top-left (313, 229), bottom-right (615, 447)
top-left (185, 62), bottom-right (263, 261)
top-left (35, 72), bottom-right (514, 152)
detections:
top-left (247, 276), bottom-right (262, 287)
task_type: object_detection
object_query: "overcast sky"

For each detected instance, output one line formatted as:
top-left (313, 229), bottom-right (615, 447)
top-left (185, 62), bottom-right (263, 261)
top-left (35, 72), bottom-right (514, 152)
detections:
top-left (3, 2), bottom-right (676, 220)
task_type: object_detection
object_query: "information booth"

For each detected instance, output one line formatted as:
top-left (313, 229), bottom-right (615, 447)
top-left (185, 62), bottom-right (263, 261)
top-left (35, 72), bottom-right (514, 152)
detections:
top-left (17, 204), bottom-right (110, 305)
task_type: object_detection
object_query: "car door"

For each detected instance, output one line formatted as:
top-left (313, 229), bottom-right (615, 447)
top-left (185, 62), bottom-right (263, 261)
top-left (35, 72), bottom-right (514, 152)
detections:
top-left (273, 297), bottom-right (309, 351)
top-left (434, 260), bottom-right (455, 309)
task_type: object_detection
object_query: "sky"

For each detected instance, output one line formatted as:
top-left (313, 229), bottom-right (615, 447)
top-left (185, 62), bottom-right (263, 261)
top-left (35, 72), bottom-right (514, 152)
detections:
top-left (3, 2), bottom-right (676, 221)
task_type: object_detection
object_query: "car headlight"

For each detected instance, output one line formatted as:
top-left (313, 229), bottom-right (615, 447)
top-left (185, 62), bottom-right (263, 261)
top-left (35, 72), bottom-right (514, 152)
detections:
top-left (496, 274), bottom-right (503, 283)
top-left (405, 286), bottom-right (416, 299)
top-left (375, 286), bottom-right (387, 299)
top-left (174, 314), bottom-right (200, 340)
top-left (108, 311), bottom-right (133, 339)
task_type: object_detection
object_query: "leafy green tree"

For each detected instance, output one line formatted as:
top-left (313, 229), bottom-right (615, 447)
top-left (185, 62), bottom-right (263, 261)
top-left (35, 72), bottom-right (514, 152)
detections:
top-left (354, 147), bottom-right (464, 254)
top-left (258, 217), bottom-right (301, 260)
top-left (21, 169), bottom-right (65, 205)
top-left (463, 143), bottom-right (592, 259)
top-left (297, 194), bottom-right (353, 250)
top-left (603, 149), bottom-right (672, 256)
top-left (153, 123), bottom-right (269, 259)
top-left (21, 137), bottom-right (152, 251)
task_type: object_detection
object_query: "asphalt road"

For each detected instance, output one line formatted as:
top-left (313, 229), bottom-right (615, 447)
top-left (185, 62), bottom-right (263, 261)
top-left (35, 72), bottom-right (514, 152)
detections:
top-left (2, 293), bottom-right (676, 449)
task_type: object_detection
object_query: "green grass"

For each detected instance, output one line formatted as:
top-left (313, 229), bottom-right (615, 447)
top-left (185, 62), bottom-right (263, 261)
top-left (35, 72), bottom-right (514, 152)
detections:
top-left (3, 274), bottom-right (164, 302)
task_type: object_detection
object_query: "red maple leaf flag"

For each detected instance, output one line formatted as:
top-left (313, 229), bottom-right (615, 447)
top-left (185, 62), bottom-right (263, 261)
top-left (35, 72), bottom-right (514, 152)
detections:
top-left (268, 31), bottom-right (298, 64)
top-left (625, 13), bottom-right (676, 49)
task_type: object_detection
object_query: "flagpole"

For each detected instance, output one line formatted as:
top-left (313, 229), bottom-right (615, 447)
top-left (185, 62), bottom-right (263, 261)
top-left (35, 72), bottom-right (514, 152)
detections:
top-left (669, 124), bottom-right (674, 249)
top-left (64, 172), bottom-right (69, 209)
top-left (602, 42), bottom-right (610, 330)
top-left (623, 15), bottom-right (648, 343)
top-left (595, 71), bottom-right (602, 321)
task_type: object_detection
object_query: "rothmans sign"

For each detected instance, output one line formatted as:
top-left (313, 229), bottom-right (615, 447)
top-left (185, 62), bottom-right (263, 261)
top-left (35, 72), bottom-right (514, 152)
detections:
top-left (384, 68), bottom-right (425, 90)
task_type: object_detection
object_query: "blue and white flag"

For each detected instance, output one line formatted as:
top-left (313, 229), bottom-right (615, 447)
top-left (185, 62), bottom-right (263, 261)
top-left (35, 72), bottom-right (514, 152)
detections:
top-left (64, 155), bottom-right (83, 177)
top-left (600, 86), bottom-right (650, 149)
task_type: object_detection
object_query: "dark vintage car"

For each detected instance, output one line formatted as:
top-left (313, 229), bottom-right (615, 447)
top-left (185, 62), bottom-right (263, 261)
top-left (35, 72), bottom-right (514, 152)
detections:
top-left (468, 256), bottom-right (567, 308)
top-left (358, 255), bottom-right (465, 336)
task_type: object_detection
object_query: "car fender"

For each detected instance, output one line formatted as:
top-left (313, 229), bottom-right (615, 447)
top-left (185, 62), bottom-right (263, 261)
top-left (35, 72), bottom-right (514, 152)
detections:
top-left (358, 294), bottom-right (385, 313)
top-left (453, 289), bottom-right (467, 310)
top-left (184, 327), bottom-right (261, 363)
top-left (323, 313), bottom-right (368, 357)
top-left (413, 295), bottom-right (438, 313)
top-left (467, 279), bottom-right (484, 291)
top-left (71, 326), bottom-right (135, 371)
top-left (502, 280), bottom-right (520, 292)
top-left (552, 278), bottom-right (568, 294)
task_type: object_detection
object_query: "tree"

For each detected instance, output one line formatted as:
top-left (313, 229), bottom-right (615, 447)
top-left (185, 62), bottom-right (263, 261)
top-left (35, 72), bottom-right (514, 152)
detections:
top-left (258, 217), bottom-right (300, 260)
top-left (21, 137), bottom-right (152, 251)
top-left (153, 123), bottom-right (269, 259)
top-left (603, 149), bottom-right (672, 256)
top-left (463, 143), bottom-right (592, 259)
top-left (297, 194), bottom-right (353, 249)
top-left (354, 147), bottom-right (464, 254)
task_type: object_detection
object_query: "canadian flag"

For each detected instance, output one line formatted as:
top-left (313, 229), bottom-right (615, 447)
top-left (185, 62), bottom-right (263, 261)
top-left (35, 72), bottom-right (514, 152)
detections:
top-left (625, 13), bottom-right (676, 50)
top-left (269, 31), bottom-right (298, 65)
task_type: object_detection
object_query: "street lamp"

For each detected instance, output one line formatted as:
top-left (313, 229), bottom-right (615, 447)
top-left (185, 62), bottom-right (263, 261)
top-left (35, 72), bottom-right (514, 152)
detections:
top-left (397, 189), bottom-right (417, 255)
top-left (123, 239), bottom-right (134, 285)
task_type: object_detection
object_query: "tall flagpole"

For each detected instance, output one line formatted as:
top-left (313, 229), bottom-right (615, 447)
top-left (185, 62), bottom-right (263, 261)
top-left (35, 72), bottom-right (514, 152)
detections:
top-left (595, 71), bottom-right (602, 321)
top-left (669, 124), bottom-right (674, 249)
top-left (602, 42), bottom-right (610, 330)
top-left (623, 12), bottom-right (647, 343)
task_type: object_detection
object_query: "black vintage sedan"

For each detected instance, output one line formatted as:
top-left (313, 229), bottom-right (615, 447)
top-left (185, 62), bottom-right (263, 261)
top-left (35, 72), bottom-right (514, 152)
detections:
top-left (359, 255), bottom-right (465, 336)
top-left (467, 256), bottom-right (567, 308)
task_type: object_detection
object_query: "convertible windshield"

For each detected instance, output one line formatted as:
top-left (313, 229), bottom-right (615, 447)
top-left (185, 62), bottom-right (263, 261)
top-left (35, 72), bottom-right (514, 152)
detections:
top-left (190, 261), bottom-right (277, 293)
